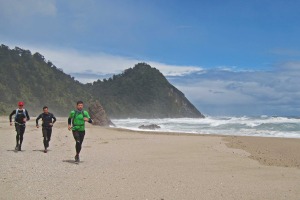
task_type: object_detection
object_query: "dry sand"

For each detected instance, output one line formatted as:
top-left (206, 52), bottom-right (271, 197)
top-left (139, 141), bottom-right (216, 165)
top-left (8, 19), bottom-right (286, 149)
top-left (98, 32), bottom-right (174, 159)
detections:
top-left (0, 117), bottom-right (300, 200)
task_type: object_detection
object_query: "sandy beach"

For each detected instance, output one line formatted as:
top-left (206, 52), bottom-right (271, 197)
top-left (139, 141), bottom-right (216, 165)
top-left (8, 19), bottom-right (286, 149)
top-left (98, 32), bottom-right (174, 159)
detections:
top-left (0, 117), bottom-right (300, 200)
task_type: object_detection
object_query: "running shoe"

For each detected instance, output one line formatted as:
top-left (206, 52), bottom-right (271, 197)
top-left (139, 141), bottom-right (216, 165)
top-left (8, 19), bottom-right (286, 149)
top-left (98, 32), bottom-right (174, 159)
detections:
top-left (75, 155), bottom-right (80, 163)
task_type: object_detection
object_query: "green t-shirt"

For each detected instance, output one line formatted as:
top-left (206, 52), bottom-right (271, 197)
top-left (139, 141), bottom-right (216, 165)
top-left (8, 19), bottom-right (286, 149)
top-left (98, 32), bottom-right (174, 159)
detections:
top-left (69, 110), bottom-right (91, 131)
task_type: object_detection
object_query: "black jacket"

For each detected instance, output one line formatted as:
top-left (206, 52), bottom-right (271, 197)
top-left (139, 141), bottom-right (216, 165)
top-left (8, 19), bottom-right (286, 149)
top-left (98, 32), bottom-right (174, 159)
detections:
top-left (36, 113), bottom-right (56, 128)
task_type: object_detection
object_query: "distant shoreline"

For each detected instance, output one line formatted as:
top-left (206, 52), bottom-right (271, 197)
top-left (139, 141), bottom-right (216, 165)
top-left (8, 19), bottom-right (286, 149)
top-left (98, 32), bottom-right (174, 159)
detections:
top-left (111, 116), bottom-right (300, 139)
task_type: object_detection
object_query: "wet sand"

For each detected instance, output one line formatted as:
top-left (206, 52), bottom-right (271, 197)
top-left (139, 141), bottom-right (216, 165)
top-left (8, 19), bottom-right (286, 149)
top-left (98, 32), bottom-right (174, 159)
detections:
top-left (224, 136), bottom-right (300, 168)
top-left (0, 117), bottom-right (299, 200)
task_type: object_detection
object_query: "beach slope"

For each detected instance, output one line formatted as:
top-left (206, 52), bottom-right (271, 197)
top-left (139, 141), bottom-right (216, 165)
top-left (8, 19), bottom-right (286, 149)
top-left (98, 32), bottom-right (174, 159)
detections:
top-left (0, 117), bottom-right (299, 200)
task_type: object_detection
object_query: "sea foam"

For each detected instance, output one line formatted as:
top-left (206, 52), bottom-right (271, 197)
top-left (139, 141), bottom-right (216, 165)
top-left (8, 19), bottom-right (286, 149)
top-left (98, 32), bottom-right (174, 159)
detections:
top-left (111, 116), bottom-right (300, 138)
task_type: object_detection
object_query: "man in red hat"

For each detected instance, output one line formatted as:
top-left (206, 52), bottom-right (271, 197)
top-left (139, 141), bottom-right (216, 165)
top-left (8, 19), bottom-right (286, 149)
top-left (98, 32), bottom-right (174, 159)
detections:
top-left (9, 101), bottom-right (30, 151)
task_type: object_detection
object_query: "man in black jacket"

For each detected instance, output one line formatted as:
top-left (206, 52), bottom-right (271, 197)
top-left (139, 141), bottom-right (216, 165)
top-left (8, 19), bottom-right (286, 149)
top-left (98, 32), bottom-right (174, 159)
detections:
top-left (9, 101), bottom-right (30, 151)
top-left (36, 106), bottom-right (56, 153)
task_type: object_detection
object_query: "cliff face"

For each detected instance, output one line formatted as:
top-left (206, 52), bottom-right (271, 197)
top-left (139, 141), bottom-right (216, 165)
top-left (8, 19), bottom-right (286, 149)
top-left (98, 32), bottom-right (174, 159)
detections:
top-left (167, 86), bottom-right (204, 118)
top-left (88, 63), bottom-right (205, 118)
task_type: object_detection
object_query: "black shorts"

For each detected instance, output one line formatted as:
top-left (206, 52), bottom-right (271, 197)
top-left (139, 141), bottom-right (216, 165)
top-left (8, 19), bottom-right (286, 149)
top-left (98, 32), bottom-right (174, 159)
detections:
top-left (42, 127), bottom-right (52, 139)
top-left (72, 131), bottom-right (85, 143)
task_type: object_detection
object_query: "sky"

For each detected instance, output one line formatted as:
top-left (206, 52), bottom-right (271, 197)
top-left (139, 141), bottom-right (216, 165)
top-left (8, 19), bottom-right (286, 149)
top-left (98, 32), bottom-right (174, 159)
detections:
top-left (1, 0), bottom-right (300, 116)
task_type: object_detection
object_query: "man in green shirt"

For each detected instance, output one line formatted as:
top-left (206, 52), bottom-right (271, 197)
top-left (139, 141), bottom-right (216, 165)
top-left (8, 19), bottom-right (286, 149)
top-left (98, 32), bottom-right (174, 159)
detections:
top-left (68, 101), bottom-right (93, 163)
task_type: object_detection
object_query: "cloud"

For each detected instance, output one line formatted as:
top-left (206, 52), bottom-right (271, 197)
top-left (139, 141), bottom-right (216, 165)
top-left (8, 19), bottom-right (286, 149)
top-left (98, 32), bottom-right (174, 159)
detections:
top-left (170, 67), bottom-right (300, 116)
top-left (31, 47), bottom-right (204, 82)
top-left (270, 48), bottom-right (300, 57)
top-left (3, 43), bottom-right (203, 83)
top-left (69, 72), bottom-right (114, 85)
top-left (146, 61), bottom-right (204, 77)
top-left (176, 80), bottom-right (257, 105)
top-left (0, 0), bottom-right (57, 18)
top-left (275, 61), bottom-right (300, 71)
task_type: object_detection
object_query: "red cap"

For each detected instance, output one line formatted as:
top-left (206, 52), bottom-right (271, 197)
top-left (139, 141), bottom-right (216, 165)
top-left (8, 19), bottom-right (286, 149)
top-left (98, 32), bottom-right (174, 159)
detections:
top-left (18, 101), bottom-right (24, 106)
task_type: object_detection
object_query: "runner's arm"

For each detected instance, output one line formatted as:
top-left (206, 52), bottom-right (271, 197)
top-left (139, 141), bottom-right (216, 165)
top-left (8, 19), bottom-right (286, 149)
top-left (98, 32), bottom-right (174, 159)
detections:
top-left (68, 111), bottom-right (75, 130)
top-left (84, 111), bottom-right (93, 123)
top-left (67, 117), bottom-right (72, 130)
top-left (36, 114), bottom-right (42, 126)
top-left (25, 110), bottom-right (30, 121)
top-left (9, 110), bottom-right (16, 123)
top-left (68, 117), bottom-right (72, 126)
top-left (52, 114), bottom-right (57, 124)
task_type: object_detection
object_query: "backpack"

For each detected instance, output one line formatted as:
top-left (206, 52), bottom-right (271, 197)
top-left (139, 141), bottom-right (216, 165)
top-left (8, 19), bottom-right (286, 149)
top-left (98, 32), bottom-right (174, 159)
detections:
top-left (15, 109), bottom-right (26, 121)
top-left (72, 110), bottom-right (87, 125)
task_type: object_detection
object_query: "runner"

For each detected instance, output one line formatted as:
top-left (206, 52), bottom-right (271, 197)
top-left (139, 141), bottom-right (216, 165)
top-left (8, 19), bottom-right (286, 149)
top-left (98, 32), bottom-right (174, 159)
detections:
top-left (36, 106), bottom-right (56, 153)
top-left (9, 101), bottom-right (30, 151)
top-left (68, 101), bottom-right (93, 163)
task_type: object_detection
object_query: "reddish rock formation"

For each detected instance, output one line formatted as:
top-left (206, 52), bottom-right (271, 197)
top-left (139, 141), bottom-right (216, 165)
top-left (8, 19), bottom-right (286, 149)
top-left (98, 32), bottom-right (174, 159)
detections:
top-left (88, 100), bottom-right (115, 127)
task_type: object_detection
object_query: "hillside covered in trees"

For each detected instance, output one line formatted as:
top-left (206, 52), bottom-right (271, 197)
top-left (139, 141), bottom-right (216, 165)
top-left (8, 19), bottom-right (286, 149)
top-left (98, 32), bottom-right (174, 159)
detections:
top-left (0, 45), bottom-right (91, 115)
top-left (88, 63), bottom-right (204, 118)
top-left (0, 45), bottom-right (204, 118)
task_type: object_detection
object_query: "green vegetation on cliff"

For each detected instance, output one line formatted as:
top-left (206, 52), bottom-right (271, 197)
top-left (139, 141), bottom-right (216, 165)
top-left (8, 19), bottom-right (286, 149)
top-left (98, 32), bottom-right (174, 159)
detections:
top-left (0, 45), bottom-right (91, 115)
top-left (0, 45), bottom-right (204, 118)
top-left (88, 63), bottom-right (204, 118)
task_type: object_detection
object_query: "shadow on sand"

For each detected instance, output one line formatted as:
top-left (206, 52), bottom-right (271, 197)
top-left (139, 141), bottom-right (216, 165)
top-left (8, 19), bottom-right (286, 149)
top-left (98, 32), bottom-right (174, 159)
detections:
top-left (62, 160), bottom-right (83, 164)
top-left (32, 149), bottom-right (51, 153)
top-left (7, 149), bottom-right (23, 153)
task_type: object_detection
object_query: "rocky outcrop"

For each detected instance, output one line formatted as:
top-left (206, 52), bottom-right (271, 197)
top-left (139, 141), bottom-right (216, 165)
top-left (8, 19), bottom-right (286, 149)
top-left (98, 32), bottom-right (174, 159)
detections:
top-left (88, 100), bottom-right (115, 127)
top-left (138, 124), bottom-right (161, 130)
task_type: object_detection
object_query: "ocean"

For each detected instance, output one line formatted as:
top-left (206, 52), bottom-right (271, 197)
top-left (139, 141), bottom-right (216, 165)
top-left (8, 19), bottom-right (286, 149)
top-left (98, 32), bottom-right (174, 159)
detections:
top-left (111, 116), bottom-right (300, 138)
